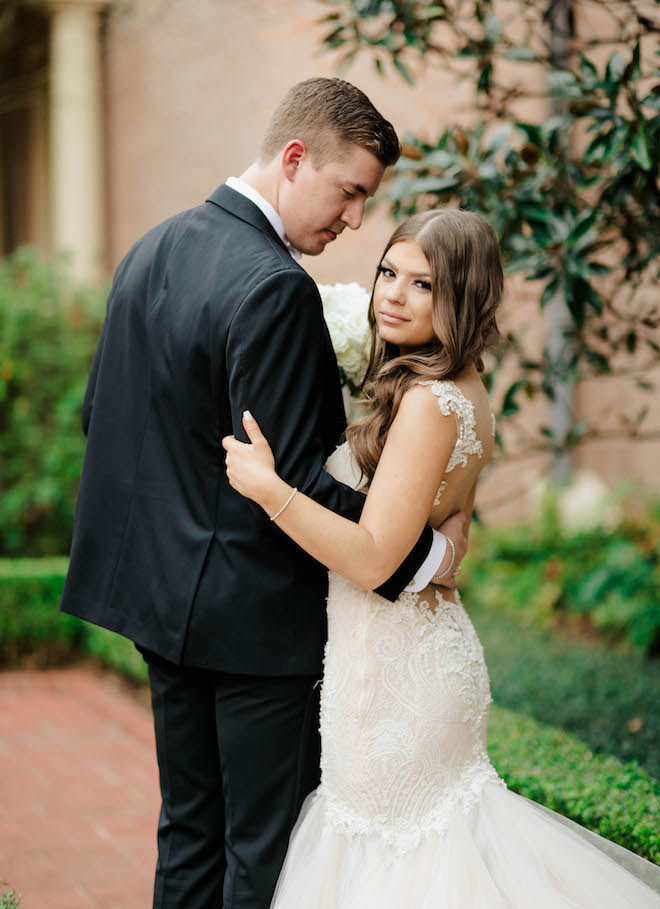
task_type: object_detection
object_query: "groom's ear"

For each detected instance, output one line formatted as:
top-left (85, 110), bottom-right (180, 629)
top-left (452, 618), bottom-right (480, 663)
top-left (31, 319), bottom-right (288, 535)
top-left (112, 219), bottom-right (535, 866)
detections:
top-left (281, 139), bottom-right (307, 182)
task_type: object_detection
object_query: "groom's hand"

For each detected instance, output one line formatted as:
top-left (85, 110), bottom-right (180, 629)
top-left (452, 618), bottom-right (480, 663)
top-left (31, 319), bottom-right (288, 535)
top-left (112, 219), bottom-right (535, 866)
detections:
top-left (431, 512), bottom-right (468, 590)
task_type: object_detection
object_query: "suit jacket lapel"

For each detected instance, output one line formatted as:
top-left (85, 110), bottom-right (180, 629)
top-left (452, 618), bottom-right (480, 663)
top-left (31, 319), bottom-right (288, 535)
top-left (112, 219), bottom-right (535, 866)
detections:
top-left (207, 184), bottom-right (291, 256)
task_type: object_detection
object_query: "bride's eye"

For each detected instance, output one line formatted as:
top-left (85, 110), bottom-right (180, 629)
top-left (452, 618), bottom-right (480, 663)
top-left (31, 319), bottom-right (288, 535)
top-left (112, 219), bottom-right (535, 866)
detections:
top-left (416, 280), bottom-right (432, 291)
top-left (377, 266), bottom-right (395, 279)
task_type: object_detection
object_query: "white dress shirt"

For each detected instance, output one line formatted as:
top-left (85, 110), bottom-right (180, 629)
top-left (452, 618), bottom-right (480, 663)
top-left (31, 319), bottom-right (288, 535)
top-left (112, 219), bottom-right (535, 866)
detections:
top-left (224, 177), bottom-right (448, 591)
top-left (226, 176), bottom-right (301, 259)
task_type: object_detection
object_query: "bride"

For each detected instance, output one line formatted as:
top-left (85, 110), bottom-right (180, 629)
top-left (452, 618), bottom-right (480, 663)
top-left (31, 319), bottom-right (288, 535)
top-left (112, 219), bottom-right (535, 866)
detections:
top-left (223, 209), bottom-right (660, 908)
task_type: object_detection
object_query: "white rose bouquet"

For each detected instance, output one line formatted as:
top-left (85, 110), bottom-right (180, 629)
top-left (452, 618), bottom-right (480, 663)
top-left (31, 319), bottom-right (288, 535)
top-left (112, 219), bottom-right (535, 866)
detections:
top-left (317, 282), bottom-right (372, 397)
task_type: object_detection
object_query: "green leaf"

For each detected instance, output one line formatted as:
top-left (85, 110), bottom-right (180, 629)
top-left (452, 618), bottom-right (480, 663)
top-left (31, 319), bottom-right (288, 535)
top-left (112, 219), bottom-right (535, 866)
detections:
top-left (478, 61), bottom-right (493, 94)
top-left (501, 379), bottom-right (528, 417)
top-left (503, 46), bottom-right (538, 62)
top-left (423, 149), bottom-right (457, 169)
top-left (484, 13), bottom-right (501, 42)
top-left (527, 264), bottom-right (555, 281)
top-left (410, 175), bottom-right (461, 194)
top-left (548, 70), bottom-right (581, 99)
top-left (521, 205), bottom-right (556, 224)
top-left (640, 89), bottom-right (660, 111)
top-left (626, 41), bottom-right (641, 83)
top-left (584, 132), bottom-right (610, 164)
top-left (516, 123), bottom-right (543, 146)
top-left (567, 211), bottom-right (597, 246)
top-left (541, 276), bottom-right (560, 309)
top-left (631, 127), bottom-right (653, 172)
top-left (579, 54), bottom-right (598, 82)
top-left (529, 223), bottom-right (555, 249)
top-left (420, 5), bottom-right (448, 21)
top-left (605, 52), bottom-right (626, 85)
top-left (585, 349), bottom-right (610, 372)
top-left (392, 55), bottom-right (414, 85)
top-left (564, 278), bottom-right (586, 327)
top-left (505, 254), bottom-right (547, 275)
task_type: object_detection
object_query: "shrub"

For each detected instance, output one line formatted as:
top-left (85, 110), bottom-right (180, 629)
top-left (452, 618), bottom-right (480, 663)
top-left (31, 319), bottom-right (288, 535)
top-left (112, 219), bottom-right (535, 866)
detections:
top-left (471, 603), bottom-right (660, 780)
top-left (0, 247), bottom-right (105, 556)
top-left (488, 705), bottom-right (660, 863)
top-left (463, 499), bottom-right (660, 656)
top-left (0, 889), bottom-right (21, 909)
top-left (0, 558), bottom-right (147, 681)
top-left (0, 557), bottom-right (81, 662)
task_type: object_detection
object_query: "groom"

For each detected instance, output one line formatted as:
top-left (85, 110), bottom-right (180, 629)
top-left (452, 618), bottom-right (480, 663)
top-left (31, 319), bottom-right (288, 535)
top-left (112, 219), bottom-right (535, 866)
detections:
top-left (61, 78), bottom-right (466, 909)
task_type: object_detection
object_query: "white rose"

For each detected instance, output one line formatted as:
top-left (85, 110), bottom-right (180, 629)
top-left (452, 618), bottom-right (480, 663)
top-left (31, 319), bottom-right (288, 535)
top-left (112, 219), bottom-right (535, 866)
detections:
top-left (317, 282), bottom-right (372, 391)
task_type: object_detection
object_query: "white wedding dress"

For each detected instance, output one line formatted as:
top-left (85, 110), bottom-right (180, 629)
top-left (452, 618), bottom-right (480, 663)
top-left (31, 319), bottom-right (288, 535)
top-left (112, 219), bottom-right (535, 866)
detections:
top-left (271, 380), bottom-right (660, 908)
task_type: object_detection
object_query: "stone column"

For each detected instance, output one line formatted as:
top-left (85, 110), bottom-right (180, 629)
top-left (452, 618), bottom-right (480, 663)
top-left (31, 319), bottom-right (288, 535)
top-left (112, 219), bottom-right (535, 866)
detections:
top-left (48, 0), bottom-right (106, 283)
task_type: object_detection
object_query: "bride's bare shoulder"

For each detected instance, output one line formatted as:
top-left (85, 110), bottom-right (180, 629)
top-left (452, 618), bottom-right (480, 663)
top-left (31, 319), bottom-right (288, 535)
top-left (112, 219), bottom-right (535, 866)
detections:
top-left (393, 382), bottom-right (460, 447)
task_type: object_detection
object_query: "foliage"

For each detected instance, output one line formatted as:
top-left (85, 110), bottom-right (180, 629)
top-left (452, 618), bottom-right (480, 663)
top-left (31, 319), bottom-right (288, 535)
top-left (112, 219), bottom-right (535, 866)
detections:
top-left (319, 0), bottom-right (660, 456)
top-left (471, 602), bottom-right (660, 780)
top-left (0, 890), bottom-right (21, 909)
top-left (462, 499), bottom-right (660, 656)
top-left (0, 557), bottom-right (81, 660)
top-left (488, 704), bottom-right (660, 863)
top-left (0, 247), bottom-right (106, 556)
top-left (0, 558), bottom-right (147, 681)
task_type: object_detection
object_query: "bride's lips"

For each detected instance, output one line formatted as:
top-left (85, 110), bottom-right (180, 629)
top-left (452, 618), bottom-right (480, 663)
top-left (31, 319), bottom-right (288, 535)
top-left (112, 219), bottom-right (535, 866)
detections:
top-left (379, 310), bottom-right (410, 325)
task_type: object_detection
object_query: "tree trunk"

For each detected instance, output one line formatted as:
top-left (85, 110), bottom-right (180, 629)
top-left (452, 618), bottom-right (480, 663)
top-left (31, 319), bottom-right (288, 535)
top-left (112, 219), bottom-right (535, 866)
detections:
top-left (545, 0), bottom-right (575, 484)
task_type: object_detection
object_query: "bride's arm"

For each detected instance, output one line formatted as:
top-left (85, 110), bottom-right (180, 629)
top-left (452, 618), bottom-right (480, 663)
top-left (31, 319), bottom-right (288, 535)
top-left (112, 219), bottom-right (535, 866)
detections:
top-left (223, 385), bottom-right (458, 591)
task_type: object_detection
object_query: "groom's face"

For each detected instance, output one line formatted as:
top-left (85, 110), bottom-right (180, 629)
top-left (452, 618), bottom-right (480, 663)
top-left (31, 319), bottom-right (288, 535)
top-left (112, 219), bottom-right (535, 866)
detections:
top-left (279, 143), bottom-right (385, 256)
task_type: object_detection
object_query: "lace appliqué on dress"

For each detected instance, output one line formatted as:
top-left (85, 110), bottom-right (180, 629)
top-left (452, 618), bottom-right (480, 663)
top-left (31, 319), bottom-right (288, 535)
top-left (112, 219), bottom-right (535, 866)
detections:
top-left (320, 573), bottom-right (503, 856)
top-left (418, 379), bottom-right (483, 472)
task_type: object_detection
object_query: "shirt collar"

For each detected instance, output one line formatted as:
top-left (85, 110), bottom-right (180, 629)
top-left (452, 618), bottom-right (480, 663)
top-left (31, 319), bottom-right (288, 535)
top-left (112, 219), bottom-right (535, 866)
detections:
top-left (225, 176), bottom-right (302, 260)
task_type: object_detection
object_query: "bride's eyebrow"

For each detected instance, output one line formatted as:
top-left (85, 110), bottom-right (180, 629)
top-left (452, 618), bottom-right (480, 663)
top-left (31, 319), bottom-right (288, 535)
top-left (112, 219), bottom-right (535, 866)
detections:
top-left (381, 257), bottom-right (430, 279)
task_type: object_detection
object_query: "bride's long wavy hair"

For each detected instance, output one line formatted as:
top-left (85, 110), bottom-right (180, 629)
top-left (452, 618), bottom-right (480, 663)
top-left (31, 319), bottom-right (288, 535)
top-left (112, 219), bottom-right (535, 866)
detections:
top-left (346, 209), bottom-right (503, 483)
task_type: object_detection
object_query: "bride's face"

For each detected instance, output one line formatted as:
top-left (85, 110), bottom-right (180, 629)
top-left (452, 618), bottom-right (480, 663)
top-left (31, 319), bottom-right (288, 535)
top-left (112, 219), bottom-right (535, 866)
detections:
top-left (373, 240), bottom-right (436, 351)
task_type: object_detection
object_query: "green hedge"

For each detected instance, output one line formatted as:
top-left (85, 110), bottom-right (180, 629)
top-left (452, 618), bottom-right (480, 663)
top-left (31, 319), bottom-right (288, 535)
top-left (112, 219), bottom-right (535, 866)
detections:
top-left (470, 604), bottom-right (660, 780)
top-left (488, 704), bottom-right (660, 864)
top-left (0, 247), bottom-right (106, 557)
top-left (0, 558), bottom-right (146, 681)
top-left (1, 558), bottom-right (659, 863)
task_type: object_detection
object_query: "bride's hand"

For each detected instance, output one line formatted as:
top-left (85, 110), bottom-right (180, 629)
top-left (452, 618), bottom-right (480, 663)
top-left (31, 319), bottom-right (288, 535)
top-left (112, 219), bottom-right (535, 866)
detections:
top-left (222, 411), bottom-right (277, 504)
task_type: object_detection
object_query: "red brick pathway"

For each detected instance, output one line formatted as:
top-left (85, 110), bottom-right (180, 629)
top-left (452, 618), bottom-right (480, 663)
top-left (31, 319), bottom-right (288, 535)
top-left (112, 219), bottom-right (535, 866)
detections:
top-left (0, 668), bottom-right (160, 908)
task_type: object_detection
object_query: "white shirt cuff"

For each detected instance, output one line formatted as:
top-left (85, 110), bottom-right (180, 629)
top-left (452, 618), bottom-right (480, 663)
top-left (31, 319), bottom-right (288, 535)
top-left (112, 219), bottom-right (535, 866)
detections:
top-left (404, 529), bottom-right (448, 592)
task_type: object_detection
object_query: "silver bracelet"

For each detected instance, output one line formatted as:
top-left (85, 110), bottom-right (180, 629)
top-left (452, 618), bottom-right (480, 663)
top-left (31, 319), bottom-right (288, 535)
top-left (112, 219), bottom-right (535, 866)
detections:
top-left (435, 535), bottom-right (455, 579)
top-left (269, 487), bottom-right (298, 522)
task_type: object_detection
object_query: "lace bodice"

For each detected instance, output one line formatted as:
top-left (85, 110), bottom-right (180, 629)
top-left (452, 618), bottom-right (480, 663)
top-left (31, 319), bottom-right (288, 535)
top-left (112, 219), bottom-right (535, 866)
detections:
top-left (321, 384), bottom-right (502, 854)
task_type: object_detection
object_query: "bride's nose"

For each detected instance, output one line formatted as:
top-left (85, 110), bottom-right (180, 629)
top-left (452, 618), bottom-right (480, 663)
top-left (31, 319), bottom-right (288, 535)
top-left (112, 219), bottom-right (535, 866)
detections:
top-left (383, 281), bottom-right (405, 306)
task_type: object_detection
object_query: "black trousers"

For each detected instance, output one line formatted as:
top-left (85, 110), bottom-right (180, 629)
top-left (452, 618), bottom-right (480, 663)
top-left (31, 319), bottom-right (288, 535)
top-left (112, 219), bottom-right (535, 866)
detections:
top-left (141, 648), bottom-right (321, 909)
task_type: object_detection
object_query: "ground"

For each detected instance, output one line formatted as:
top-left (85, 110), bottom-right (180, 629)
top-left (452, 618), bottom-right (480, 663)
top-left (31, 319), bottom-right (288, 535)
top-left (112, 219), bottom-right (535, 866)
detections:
top-left (0, 668), bottom-right (159, 908)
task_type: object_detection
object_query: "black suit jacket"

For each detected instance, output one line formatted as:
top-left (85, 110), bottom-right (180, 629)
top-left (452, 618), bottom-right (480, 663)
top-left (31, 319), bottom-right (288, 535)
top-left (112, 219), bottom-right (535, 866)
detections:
top-left (60, 185), bottom-right (432, 675)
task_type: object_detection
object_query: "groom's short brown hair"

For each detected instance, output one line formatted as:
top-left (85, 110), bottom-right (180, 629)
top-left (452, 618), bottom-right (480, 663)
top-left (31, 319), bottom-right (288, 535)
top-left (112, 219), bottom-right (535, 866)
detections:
top-left (260, 78), bottom-right (400, 168)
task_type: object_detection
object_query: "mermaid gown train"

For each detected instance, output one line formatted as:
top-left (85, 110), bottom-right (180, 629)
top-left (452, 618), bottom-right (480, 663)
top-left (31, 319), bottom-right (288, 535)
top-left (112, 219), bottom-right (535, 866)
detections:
top-left (270, 381), bottom-right (660, 908)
